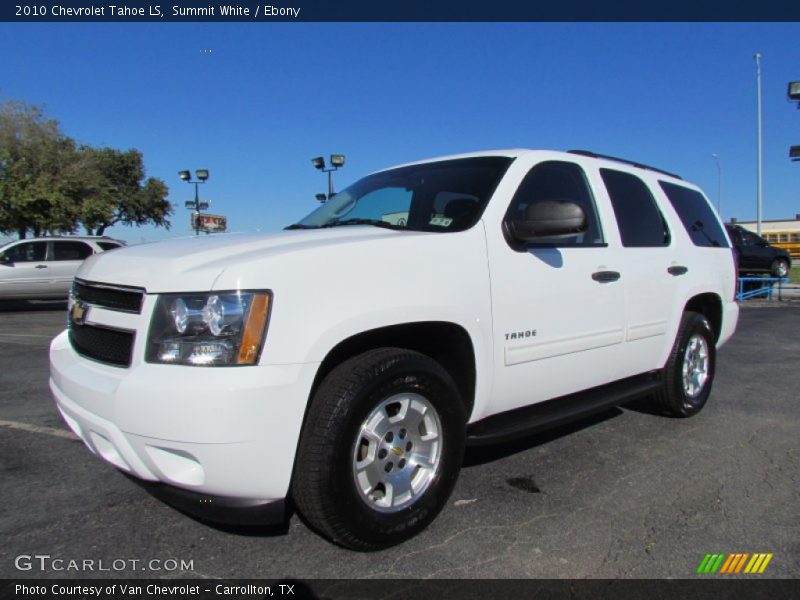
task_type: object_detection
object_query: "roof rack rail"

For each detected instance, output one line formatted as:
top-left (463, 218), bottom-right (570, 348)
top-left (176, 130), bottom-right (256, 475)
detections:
top-left (567, 149), bottom-right (683, 180)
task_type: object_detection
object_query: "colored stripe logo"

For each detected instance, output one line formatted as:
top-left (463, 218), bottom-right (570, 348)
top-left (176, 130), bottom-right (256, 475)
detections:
top-left (697, 553), bottom-right (773, 574)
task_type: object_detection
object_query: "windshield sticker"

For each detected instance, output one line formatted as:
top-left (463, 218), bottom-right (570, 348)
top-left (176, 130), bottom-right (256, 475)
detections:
top-left (429, 217), bottom-right (453, 227)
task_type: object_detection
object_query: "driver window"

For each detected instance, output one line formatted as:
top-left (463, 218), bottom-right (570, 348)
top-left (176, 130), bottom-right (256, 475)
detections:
top-left (742, 231), bottom-right (762, 246)
top-left (5, 242), bottom-right (47, 262)
top-left (506, 161), bottom-right (604, 245)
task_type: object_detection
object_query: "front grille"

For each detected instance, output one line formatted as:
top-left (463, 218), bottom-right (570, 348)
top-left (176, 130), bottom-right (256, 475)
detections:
top-left (74, 280), bottom-right (144, 313)
top-left (69, 324), bottom-right (134, 367)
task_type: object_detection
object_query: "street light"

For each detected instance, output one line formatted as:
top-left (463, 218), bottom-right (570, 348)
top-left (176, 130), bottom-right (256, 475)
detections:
top-left (788, 81), bottom-right (800, 102)
top-left (711, 153), bottom-right (722, 217)
top-left (755, 53), bottom-right (764, 235)
top-left (311, 154), bottom-right (346, 201)
top-left (178, 169), bottom-right (210, 235)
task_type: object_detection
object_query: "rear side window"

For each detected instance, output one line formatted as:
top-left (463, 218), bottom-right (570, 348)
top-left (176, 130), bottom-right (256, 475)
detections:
top-left (52, 241), bottom-right (93, 261)
top-left (659, 181), bottom-right (729, 248)
top-left (600, 169), bottom-right (670, 247)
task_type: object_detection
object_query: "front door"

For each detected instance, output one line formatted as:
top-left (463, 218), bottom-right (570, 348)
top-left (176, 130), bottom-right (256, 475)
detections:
top-left (0, 241), bottom-right (50, 298)
top-left (737, 229), bottom-right (774, 272)
top-left (486, 160), bottom-right (627, 416)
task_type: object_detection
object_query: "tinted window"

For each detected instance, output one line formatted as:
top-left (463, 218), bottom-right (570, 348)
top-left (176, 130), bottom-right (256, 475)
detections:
top-left (601, 169), bottom-right (669, 247)
top-left (3, 241), bottom-right (47, 262)
top-left (506, 161), bottom-right (604, 245)
top-left (659, 181), bottom-right (729, 248)
top-left (97, 242), bottom-right (123, 251)
top-left (296, 157), bottom-right (513, 232)
top-left (740, 230), bottom-right (764, 247)
top-left (53, 241), bottom-right (93, 261)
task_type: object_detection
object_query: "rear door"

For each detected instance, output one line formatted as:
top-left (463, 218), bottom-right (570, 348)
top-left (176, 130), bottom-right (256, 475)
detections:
top-left (48, 240), bottom-right (94, 295)
top-left (0, 241), bottom-right (50, 298)
top-left (595, 168), bottom-right (681, 376)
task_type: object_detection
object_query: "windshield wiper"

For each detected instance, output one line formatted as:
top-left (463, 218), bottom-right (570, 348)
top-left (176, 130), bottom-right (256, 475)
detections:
top-left (320, 218), bottom-right (402, 230)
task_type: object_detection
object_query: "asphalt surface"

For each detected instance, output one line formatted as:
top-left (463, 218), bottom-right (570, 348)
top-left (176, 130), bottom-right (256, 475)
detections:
top-left (1, 299), bottom-right (798, 579)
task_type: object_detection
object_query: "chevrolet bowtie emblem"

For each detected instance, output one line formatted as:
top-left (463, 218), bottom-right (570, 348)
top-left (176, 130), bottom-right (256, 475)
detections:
top-left (71, 301), bottom-right (87, 325)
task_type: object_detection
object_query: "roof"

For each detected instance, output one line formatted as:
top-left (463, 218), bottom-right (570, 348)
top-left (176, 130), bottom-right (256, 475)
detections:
top-left (373, 148), bottom-right (685, 182)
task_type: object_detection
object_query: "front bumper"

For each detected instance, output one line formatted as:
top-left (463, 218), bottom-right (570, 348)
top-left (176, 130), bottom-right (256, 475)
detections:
top-left (125, 476), bottom-right (287, 526)
top-left (50, 330), bottom-right (318, 512)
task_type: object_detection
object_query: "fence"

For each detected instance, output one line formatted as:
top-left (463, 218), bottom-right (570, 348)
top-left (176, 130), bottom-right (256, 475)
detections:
top-left (736, 277), bottom-right (794, 301)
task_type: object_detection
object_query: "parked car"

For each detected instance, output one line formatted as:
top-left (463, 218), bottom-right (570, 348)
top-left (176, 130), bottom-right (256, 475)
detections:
top-left (725, 224), bottom-right (792, 278)
top-left (50, 150), bottom-right (738, 550)
top-left (0, 236), bottom-right (125, 300)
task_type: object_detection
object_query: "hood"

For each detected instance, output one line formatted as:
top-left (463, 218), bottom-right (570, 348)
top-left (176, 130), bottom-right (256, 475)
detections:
top-left (77, 227), bottom-right (407, 292)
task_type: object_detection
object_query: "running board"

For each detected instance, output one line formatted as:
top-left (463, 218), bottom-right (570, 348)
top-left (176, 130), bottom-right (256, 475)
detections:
top-left (466, 371), bottom-right (663, 446)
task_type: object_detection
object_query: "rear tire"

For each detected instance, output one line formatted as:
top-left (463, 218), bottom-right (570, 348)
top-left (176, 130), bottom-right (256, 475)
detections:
top-left (656, 311), bottom-right (716, 418)
top-left (292, 348), bottom-right (466, 551)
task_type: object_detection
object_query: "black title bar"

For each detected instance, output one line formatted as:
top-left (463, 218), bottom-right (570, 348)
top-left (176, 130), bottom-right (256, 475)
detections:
top-left (4, 0), bottom-right (800, 22)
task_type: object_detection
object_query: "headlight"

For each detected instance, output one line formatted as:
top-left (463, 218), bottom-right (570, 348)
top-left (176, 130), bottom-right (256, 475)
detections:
top-left (146, 291), bottom-right (272, 366)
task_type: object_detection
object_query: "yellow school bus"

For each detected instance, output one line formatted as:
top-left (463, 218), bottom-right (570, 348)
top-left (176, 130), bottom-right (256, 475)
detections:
top-left (763, 231), bottom-right (800, 259)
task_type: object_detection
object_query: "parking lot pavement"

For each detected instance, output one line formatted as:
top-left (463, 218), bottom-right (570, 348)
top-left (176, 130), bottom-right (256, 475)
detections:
top-left (1, 302), bottom-right (798, 579)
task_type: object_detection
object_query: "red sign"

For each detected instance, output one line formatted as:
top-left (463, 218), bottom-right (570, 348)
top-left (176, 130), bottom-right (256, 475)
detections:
top-left (191, 213), bottom-right (227, 233)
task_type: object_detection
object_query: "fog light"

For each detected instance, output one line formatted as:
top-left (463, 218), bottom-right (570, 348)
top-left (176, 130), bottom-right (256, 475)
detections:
top-left (187, 341), bottom-right (233, 365)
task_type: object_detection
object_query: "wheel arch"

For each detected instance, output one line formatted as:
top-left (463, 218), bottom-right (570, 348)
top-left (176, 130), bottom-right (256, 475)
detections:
top-left (684, 292), bottom-right (723, 342)
top-left (308, 321), bottom-right (477, 417)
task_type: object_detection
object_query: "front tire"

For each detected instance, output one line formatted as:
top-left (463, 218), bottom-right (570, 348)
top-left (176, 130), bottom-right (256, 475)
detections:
top-left (292, 348), bottom-right (466, 551)
top-left (656, 311), bottom-right (716, 418)
top-left (771, 258), bottom-right (789, 278)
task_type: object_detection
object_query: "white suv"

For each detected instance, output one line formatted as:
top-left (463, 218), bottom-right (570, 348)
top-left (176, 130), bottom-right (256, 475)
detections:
top-left (49, 150), bottom-right (738, 550)
top-left (0, 236), bottom-right (124, 300)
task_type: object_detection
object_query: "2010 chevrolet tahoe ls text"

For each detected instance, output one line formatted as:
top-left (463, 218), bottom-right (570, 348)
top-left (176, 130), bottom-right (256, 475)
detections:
top-left (50, 149), bottom-right (738, 550)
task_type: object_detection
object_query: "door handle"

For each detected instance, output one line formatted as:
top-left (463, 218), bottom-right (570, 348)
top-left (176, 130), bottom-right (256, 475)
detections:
top-left (35, 264), bottom-right (48, 270)
top-left (667, 265), bottom-right (688, 276)
top-left (592, 270), bottom-right (621, 283)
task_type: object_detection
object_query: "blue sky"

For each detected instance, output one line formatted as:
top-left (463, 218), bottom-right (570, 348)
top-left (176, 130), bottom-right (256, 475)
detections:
top-left (2, 23), bottom-right (799, 243)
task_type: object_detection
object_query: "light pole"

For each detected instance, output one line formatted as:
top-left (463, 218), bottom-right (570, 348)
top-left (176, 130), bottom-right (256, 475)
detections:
top-left (755, 53), bottom-right (763, 235)
top-left (311, 154), bottom-right (345, 201)
top-left (711, 153), bottom-right (722, 217)
top-left (178, 169), bottom-right (209, 235)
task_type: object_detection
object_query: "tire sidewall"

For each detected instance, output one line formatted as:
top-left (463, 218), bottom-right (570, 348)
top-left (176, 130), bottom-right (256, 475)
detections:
top-left (772, 259), bottom-right (788, 278)
top-left (672, 315), bottom-right (716, 416)
top-left (324, 353), bottom-right (465, 547)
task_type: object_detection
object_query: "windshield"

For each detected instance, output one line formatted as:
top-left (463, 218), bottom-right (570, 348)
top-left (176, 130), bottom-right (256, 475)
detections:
top-left (290, 156), bottom-right (513, 232)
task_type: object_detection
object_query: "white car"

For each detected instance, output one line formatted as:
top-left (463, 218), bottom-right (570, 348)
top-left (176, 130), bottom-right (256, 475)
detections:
top-left (49, 150), bottom-right (738, 549)
top-left (0, 236), bottom-right (124, 300)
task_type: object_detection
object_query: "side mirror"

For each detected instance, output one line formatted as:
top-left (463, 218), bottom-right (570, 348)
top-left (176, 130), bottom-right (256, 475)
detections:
top-left (507, 200), bottom-right (587, 243)
top-left (0, 254), bottom-right (12, 266)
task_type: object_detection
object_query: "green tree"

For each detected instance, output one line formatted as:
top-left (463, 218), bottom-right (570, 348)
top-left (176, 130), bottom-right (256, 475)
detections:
top-left (0, 101), bottom-right (79, 238)
top-left (0, 100), bottom-right (173, 238)
top-left (76, 147), bottom-right (172, 236)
